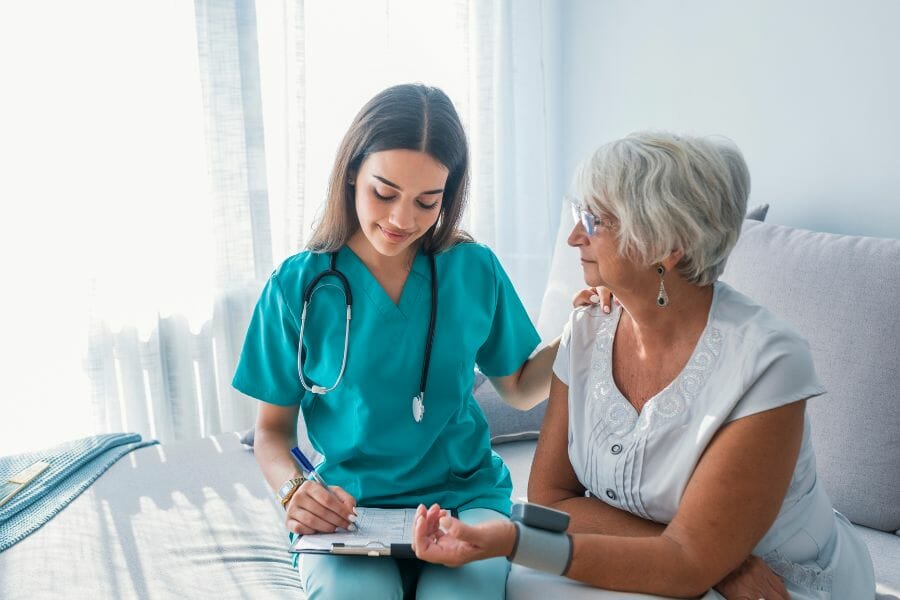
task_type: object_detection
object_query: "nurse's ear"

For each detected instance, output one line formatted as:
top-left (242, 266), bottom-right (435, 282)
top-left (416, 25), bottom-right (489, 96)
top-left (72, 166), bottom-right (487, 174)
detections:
top-left (347, 171), bottom-right (357, 187)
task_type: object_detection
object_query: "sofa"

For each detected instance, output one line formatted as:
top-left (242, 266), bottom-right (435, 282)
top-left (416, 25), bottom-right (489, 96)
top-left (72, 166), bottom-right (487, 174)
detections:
top-left (484, 217), bottom-right (900, 598)
top-left (0, 218), bottom-right (896, 599)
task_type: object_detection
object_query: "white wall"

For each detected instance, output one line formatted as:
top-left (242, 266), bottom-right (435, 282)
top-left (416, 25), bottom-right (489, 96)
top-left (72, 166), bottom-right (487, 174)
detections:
top-left (558, 0), bottom-right (900, 240)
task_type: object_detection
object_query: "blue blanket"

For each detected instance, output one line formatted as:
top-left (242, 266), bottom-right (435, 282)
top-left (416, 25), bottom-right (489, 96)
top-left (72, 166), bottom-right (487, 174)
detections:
top-left (0, 433), bottom-right (158, 552)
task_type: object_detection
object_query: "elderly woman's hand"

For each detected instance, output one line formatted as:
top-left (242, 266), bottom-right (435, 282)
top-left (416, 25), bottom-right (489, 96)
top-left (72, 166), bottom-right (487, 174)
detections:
top-left (572, 286), bottom-right (618, 313)
top-left (411, 503), bottom-right (516, 568)
top-left (714, 555), bottom-right (789, 600)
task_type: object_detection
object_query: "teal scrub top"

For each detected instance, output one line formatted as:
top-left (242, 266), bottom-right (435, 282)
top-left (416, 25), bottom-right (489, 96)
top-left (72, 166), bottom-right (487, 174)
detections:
top-left (233, 242), bottom-right (540, 515)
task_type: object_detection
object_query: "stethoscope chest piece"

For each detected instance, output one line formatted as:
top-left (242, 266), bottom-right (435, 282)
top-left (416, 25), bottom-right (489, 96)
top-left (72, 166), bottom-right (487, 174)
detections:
top-left (412, 394), bottom-right (425, 423)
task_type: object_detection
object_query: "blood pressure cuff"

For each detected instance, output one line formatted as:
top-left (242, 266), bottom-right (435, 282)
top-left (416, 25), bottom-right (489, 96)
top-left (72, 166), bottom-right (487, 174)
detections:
top-left (508, 521), bottom-right (573, 576)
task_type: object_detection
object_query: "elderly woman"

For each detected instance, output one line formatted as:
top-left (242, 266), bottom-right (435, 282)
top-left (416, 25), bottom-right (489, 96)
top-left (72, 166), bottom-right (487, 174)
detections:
top-left (411, 132), bottom-right (875, 599)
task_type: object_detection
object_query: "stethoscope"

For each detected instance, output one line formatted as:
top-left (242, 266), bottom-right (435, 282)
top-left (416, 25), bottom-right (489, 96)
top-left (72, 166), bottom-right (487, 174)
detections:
top-left (297, 251), bottom-right (437, 423)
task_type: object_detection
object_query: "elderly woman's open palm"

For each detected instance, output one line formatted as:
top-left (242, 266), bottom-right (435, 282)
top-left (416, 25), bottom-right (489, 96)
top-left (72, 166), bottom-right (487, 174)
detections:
top-left (412, 504), bottom-right (512, 567)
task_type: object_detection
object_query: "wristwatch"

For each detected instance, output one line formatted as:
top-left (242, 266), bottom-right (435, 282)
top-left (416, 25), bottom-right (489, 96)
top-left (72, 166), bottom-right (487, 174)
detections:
top-left (277, 475), bottom-right (306, 508)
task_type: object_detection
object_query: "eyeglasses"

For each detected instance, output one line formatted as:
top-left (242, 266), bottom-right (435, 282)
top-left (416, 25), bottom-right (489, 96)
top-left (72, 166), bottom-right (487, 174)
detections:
top-left (569, 198), bottom-right (604, 237)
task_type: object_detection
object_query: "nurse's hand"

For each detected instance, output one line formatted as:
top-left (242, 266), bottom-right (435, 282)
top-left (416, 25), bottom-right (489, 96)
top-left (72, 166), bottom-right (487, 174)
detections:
top-left (411, 503), bottom-right (516, 567)
top-left (572, 286), bottom-right (617, 313)
top-left (284, 481), bottom-right (358, 535)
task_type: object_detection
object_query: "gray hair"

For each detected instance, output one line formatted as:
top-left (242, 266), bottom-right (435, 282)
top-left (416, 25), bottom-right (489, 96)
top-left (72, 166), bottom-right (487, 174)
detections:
top-left (574, 131), bottom-right (750, 286)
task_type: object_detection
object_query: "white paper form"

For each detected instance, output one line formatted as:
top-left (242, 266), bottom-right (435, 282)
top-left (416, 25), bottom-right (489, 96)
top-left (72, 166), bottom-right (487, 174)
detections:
top-left (291, 507), bottom-right (417, 553)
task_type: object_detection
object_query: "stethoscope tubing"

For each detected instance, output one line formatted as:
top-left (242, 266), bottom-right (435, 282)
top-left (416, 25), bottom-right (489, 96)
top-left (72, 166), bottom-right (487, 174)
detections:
top-left (419, 254), bottom-right (437, 396)
top-left (297, 250), bottom-right (437, 408)
top-left (298, 253), bottom-right (352, 395)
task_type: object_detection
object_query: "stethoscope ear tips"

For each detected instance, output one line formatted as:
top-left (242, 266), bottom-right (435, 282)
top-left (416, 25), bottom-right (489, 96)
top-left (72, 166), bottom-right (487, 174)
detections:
top-left (311, 385), bottom-right (327, 395)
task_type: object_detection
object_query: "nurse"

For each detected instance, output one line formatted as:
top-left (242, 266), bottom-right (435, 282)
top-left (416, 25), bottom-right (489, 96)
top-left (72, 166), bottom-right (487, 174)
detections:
top-left (232, 83), bottom-right (556, 599)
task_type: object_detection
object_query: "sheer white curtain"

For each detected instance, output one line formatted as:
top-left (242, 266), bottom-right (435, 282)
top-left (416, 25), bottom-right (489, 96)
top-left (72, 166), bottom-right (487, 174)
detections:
top-left (84, 0), bottom-right (268, 447)
top-left (0, 0), bottom-right (560, 455)
top-left (0, 1), bottom-right (219, 454)
top-left (0, 0), bottom-right (266, 453)
top-left (467, 0), bottom-right (564, 317)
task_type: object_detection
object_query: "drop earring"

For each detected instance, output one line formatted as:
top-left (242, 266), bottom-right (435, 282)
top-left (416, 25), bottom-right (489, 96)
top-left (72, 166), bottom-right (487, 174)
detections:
top-left (656, 265), bottom-right (669, 307)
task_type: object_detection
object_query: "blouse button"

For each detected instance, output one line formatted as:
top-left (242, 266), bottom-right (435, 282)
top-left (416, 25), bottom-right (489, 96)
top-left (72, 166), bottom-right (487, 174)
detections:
top-left (610, 443), bottom-right (623, 455)
top-left (605, 489), bottom-right (617, 501)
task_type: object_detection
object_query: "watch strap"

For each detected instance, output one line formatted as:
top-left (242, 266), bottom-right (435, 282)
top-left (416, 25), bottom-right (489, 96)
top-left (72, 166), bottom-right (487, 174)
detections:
top-left (278, 475), bottom-right (306, 508)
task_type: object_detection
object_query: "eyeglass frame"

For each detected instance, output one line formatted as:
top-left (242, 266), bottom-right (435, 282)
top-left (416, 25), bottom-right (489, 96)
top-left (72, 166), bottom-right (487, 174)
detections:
top-left (568, 197), bottom-right (610, 237)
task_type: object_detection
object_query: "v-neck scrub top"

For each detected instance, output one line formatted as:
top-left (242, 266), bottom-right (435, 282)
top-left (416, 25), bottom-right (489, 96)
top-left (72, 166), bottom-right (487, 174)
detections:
top-left (554, 281), bottom-right (874, 598)
top-left (233, 242), bottom-right (540, 515)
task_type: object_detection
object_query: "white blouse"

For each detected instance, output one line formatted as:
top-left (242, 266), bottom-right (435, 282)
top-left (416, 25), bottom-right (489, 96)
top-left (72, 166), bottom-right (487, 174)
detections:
top-left (552, 281), bottom-right (874, 599)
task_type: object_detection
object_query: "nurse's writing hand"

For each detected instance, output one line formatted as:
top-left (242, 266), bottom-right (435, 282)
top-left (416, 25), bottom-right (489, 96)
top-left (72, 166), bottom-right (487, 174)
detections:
top-left (714, 555), bottom-right (789, 600)
top-left (572, 286), bottom-right (617, 314)
top-left (411, 503), bottom-right (516, 568)
top-left (285, 482), bottom-right (357, 535)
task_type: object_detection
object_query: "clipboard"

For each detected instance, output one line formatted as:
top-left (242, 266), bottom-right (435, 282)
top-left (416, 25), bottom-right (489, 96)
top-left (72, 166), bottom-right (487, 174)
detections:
top-left (290, 506), bottom-right (457, 558)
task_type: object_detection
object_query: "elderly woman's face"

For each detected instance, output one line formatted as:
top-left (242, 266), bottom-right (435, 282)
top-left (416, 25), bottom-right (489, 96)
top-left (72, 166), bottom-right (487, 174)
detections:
top-left (566, 202), bottom-right (636, 290)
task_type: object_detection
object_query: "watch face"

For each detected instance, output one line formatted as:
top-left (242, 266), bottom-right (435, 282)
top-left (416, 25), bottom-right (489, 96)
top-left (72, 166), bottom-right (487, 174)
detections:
top-left (278, 477), bottom-right (303, 502)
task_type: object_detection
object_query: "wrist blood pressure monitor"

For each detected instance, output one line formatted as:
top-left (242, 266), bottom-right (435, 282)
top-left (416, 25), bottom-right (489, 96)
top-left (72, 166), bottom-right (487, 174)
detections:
top-left (507, 502), bottom-right (573, 575)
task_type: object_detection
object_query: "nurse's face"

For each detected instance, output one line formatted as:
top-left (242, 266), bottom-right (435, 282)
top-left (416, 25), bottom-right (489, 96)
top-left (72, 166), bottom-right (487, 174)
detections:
top-left (352, 149), bottom-right (448, 259)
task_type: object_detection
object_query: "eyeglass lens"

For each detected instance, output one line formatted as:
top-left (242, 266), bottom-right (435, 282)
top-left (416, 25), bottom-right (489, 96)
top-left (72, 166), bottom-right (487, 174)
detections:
top-left (571, 203), bottom-right (595, 236)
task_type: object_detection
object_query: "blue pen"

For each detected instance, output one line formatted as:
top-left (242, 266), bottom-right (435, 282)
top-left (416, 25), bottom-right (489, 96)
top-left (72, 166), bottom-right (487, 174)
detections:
top-left (290, 447), bottom-right (358, 527)
top-left (290, 446), bottom-right (338, 493)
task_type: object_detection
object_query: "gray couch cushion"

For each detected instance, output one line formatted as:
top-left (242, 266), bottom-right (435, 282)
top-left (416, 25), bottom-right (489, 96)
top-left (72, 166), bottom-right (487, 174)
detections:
top-left (493, 439), bottom-right (537, 501)
top-left (721, 220), bottom-right (900, 532)
top-left (474, 372), bottom-right (546, 444)
top-left (746, 203), bottom-right (770, 221)
top-left (506, 567), bottom-right (723, 599)
top-left (855, 526), bottom-right (900, 599)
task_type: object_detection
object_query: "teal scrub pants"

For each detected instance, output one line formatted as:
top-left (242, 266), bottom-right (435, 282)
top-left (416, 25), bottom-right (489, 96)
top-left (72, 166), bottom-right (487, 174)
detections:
top-left (300, 508), bottom-right (509, 599)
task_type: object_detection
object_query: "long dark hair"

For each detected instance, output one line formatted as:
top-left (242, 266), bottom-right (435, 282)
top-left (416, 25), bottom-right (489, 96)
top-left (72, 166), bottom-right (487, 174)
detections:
top-left (306, 83), bottom-right (472, 253)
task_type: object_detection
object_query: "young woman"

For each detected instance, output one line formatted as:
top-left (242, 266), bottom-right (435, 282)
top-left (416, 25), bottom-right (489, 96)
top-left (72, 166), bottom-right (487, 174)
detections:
top-left (232, 84), bottom-right (557, 599)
